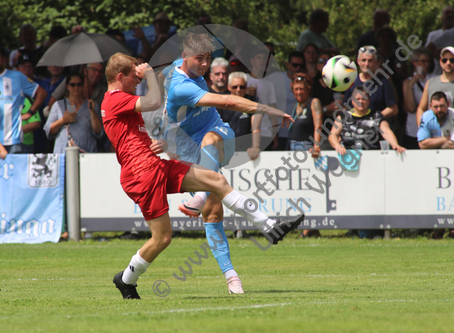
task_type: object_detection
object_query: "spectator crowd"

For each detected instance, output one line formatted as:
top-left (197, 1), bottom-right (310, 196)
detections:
top-left (1, 8), bottom-right (454, 239)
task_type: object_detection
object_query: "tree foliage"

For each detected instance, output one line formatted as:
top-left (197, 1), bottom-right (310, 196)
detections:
top-left (1, 0), bottom-right (450, 64)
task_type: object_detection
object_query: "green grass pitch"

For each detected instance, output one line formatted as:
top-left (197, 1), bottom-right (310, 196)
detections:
top-left (1, 236), bottom-right (453, 333)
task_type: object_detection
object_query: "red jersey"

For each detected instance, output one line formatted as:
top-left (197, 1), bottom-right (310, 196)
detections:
top-left (101, 90), bottom-right (160, 182)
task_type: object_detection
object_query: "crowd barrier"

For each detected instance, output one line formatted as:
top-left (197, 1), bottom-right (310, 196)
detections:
top-left (1, 148), bottom-right (454, 243)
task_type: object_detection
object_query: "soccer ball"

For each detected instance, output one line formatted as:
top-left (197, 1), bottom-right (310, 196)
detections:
top-left (322, 55), bottom-right (357, 92)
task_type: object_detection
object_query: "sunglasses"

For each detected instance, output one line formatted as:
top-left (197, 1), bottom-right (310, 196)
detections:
top-left (318, 58), bottom-right (329, 64)
top-left (441, 58), bottom-right (454, 64)
top-left (69, 82), bottom-right (83, 87)
top-left (359, 47), bottom-right (376, 54)
top-left (231, 85), bottom-right (246, 90)
top-left (291, 63), bottom-right (305, 68)
top-left (292, 76), bottom-right (309, 82)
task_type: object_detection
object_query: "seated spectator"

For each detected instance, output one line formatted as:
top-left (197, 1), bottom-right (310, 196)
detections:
top-left (297, 9), bottom-right (339, 55)
top-left (217, 72), bottom-right (252, 153)
top-left (342, 46), bottom-right (398, 118)
top-left (418, 91), bottom-right (454, 149)
top-left (44, 73), bottom-right (104, 153)
top-left (402, 48), bottom-right (434, 149)
top-left (329, 86), bottom-right (405, 152)
top-left (9, 24), bottom-right (41, 68)
top-left (287, 73), bottom-right (322, 156)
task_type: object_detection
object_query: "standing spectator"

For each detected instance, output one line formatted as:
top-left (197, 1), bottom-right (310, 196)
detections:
top-left (44, 73), bottom-right (103, 153)
top-left (416, 47), bottom-right (454, 126)
top-left (35, 25), bottom-right (68, 78)
top-left (216, 72), bottom-right (252, 153)
top-left (402, 48), bottom-right (434, 149)
top-left (136, 12), bottom-right (178, 60)
top-left (342, 46), bottom-right (398, 118)
top-left (302, 43), bottom-right (320, 79)
top-left (297, 9), bottom-right (339, 55)
top-left (288, 73), bottom-right (322, 238)
top-left (9, 24), bottom-right (40, 68)
top-left (426, 6), bottom-right (454, 75)
top-left (356, 9), bottom-right (391, 50)
top-left (209, 57), bottom-right (229, 94)
top-left (16, 53), bottom-right (42, 154)
top-left (246, 48), bottom-right (278, 159)
top-left (49, 62), bottom-right (106, 109)
top-left (0, 48), bottom-right (47, 154)
top-left (287, 73), bottom-right (322, 155)
top-left (269, 51), bottom-right (305, 150)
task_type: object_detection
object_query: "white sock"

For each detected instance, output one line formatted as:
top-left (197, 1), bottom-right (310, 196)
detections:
top-left (224, 269), bottom-right (238, 279)
top-left (122, 250), bottom-right (151, 285)
top-left (221, 190), bottom-right (276, 232)
top-left (194, 191), bottom-right (208, 202)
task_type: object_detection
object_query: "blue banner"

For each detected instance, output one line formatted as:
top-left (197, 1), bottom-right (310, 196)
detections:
top-left (0, 154), bottom-right (64, 243)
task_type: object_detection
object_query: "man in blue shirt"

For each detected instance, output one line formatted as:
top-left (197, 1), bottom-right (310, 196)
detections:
top-left (0, 48), bottom-right (47, 153)
top-left (164, 33), bottom-right (297, 293)
top-left (418, 91), bottom-right (454, 149)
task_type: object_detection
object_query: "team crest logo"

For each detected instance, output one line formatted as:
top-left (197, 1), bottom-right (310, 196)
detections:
top-left (28, 154), bottom-right (59, 188)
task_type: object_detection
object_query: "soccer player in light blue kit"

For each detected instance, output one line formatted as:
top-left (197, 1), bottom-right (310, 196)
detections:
top-left (164, 33), bottom-right (300, 293)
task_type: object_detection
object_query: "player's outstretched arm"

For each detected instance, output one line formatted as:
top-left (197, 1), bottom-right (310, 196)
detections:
top-left (135, 64), bottom-right (163, 113)
top-left (196, 93), bottom-right (294, 127)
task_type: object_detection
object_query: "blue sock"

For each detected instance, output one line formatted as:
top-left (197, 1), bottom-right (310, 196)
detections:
top-left (204, 221), bottom-right (234, 273)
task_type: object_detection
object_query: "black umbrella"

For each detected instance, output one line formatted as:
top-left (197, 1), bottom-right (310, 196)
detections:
top-left (37, 32), bottom-right (132, 67)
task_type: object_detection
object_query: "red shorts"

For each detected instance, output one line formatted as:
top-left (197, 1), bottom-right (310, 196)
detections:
top-left (121, 159), bottom-right (192, 220)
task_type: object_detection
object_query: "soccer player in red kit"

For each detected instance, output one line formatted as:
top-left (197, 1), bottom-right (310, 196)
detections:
top-left (101, 53), bottom-right (304, 299)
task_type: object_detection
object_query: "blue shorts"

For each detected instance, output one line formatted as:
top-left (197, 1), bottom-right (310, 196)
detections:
top-left (209, 121), bottom-right (235, 167)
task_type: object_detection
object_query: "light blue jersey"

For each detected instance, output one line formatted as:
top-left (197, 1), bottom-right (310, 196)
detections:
top-left (164, 59), bottom-right (234, 164)
top-left (0, 69), bottom-right (39, 145)
top-left (417, 108), bottom-right (454, 142)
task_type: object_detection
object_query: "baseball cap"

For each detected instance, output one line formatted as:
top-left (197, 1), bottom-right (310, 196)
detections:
top-left (441, 46), bottom-right (454, 57)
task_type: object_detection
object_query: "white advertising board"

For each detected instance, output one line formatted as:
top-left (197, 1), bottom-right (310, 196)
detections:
top-left (79, 150), bottom-right (454, 231)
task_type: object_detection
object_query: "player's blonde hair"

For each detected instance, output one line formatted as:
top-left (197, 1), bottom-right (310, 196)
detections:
top-left (105, 53), bottom-right (138, 84)
top-left (183, 33), bottom-right (215, 57)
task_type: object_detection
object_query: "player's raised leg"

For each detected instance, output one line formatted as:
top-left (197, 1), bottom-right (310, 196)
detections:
top-left (181, 166), bottom-right (304, 245)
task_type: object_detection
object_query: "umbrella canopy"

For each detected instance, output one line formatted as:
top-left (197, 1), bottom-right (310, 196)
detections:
top-left (37, 32), bottom-right (132, 67)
